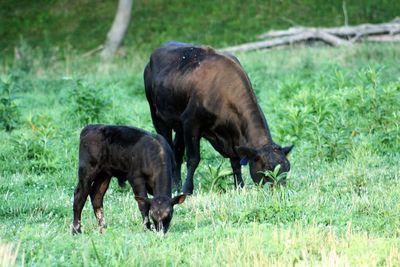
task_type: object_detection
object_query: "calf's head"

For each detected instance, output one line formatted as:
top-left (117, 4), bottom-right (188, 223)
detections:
top-left (237, 144), bottom-right (293, 185)
top-left (135, 194), bottom-right (186, 233)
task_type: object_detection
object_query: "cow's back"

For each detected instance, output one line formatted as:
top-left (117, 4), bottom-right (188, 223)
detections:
top-left (144, 43), bottom-right (256, 126)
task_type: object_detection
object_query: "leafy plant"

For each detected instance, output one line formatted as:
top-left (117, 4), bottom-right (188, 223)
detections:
top-left (0, 78), bottom-right (20, 131)
top-left (201, 161), bottom-right (233, 193)
top-left (262, 164), bottom-right (288, 187)
top-left (9, 115), bottom-right (60, 174)
top-left (67, 80), bottom-right (111, 125)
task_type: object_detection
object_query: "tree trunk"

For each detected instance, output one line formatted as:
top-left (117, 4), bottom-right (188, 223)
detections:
top-left (100, 0), bottom-right (133, 59)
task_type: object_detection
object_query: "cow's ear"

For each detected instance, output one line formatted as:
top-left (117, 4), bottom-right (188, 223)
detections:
top-left (236, 146), bottom-right (259, 161)
top-left (134, 196), bottom-right (151, 206)
top-left (282, 145), bottom-right (294, 156)
top-left (171, 194), bottom-right (186, 206)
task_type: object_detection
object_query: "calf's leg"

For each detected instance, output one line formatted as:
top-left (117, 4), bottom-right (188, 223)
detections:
top-left (89, 173), bottom-right (111, 233)
top-left (230, 158), bottom-right (245, 188)
top-left (129, 178), bottom-right (151, 230)
top-left (72, 166), bottom-right (96, 234)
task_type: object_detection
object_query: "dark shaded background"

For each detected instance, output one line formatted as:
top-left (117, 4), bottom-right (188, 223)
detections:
top-left (1, 0), bottom-right (399, 56)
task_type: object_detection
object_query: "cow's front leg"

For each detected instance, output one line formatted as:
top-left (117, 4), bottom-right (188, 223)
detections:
top-left (182, 119), bottom-right (201, 195)
top-left (90, 173), bottom-right (111, 233)
top-left (230, 158), bottom-right (244, 188)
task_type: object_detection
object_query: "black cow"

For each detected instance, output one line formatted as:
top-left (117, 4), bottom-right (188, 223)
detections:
top-left (144, 42), bottom-right (293, 194)
top-left (72, 124), bottom-right (186, 234)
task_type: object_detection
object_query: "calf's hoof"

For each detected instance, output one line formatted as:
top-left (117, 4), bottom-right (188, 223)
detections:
top-left (143, 217), bottom-right (151, 231)
top-left (99, 225), bottom-right (107, 234)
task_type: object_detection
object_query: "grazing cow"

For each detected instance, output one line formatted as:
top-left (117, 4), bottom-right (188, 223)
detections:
top-left (72, 124), bottom-right (186, 234)
top-left (144, 42), bottom-right (293, 194)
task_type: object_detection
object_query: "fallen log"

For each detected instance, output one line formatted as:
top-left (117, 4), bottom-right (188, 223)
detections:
top-left (221, 18), bottom-right (400, 53)
top-left (257, 21), bottom-right (400, 40)
top-left (366, 34), bottom-right (400, 42)
top-left (221, 30), bottom-right (352, 53)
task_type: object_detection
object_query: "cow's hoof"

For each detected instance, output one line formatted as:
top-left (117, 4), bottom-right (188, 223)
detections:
top-left (72, 225), bottom-right (82, 235)
top-left (182, 187), bottom-right (193, 195)
top-left (173, 184), bottom-right (182, 193)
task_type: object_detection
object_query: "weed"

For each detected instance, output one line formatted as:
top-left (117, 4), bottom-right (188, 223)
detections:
top-left (262, 164), bottom-right (288, 187)
top-left (0, 78), bottom-right (20, 131)
top-left (8, 115), bottom-right (60, 174)
top-left (67, 80), bottom-right (111, 126)
top-left (201, 161), bottom-right (233, 193)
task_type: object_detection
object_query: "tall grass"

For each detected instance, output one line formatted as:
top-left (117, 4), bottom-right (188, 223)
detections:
top-left (0, 242), bottom-right (19, 267)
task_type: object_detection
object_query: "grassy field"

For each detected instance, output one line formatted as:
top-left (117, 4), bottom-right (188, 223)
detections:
top-left (1, 43), bottom-right (400, 266)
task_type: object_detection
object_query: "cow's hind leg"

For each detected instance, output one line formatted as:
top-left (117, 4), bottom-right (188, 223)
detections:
top-left (153, 118), bottom-right (173, 147)
top-left (181, 113), bottom-right (201, 195)
top-left (89, 172), bottom-right (111, 233)
top-left (230, 158), bottom-right (245, 188)
top-left (72, 166), bottom-right (96, 234)
top-left (145, 81), bottom-right (173, 147)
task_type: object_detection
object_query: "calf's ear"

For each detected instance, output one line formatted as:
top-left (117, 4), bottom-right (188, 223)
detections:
top-left (236, 146), bottom-right (259, 161)
top-left (171, 194), bottom-right (187, 206)
top-left (282, 145), bottom-right (294, 156)
top-left (134, 196), bottom-right (151, 206)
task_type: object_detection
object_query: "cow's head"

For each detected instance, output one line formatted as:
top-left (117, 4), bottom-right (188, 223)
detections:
top-left (135, 194), bottom-right (186, 234)
top-left (237, 144), bottom-right (293, 185)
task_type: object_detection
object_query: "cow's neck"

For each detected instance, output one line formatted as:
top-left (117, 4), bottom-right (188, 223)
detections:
top-left (241, 104), bottom-right (273, 148)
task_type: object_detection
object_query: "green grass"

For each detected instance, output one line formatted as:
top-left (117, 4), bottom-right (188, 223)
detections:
top-left (1, 43), bottom-right (400, 266)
